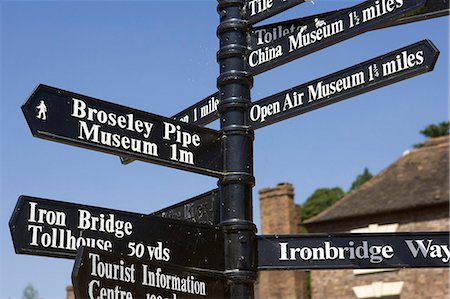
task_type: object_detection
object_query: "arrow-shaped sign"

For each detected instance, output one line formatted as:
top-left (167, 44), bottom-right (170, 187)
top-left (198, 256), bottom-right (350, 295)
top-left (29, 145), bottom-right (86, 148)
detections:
top-left (152, 189), bottom-right (220, 226)
top-left (72, 247), bottom-right (226, 299)
top-left (258, 232), bottom-right (450, 270)
top-left (248, 39), bottom-right (439, 128)
top-left (248, 0), bottom-right (427, 75)
top-left (250, 0), bottom-right (449, 49)
top-left (22, 84), bottom-right (224, 177)
top-left (9, 195), bottom-right (225, 271)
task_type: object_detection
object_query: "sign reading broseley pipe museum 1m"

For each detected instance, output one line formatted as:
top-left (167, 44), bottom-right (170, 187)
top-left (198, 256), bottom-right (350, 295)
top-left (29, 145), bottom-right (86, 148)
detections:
top-left (9, 195), bottom-right (224, 271)
top-left (248, 0), bottom-right (427, 75)
top-left (73, 248), bottom-right (226, 299)
top-left (258, 232), bottom-right (450, 270)
top-left (248, 39), bottom-right (439, 128)
top-left (22, 84), bottom-right (223, 177)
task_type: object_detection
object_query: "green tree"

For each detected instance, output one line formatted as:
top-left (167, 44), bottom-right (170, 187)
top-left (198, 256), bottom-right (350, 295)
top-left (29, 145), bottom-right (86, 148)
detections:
top-left (22, 283), bottom-right (38, 299)
top-left (414, 121), bottom-right (449, 148)
top-left (301, 187), bottom-right (345, 221)
top-left (349, 167), bottom-right (373, 192)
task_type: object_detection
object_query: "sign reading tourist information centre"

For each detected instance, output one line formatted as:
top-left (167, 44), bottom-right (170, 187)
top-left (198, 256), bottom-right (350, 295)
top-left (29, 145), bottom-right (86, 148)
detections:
top-left (258, 233), bottom-right (450, 269)
top-left (73, 248), bottom-right (226, 299)
top-left (22, 85), bottom-right (223, 177)
top-left (9, 196), bottom-right (224, 271)
top-left (11, 1), bottom-right (450, 298)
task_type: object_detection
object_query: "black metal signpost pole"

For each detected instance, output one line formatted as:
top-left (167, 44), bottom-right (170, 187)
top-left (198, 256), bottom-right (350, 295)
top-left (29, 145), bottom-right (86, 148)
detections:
top-left (217, 0), bottom-right (256, 298)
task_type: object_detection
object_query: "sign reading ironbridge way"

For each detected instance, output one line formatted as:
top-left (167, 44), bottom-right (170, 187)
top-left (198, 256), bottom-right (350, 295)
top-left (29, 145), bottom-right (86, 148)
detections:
top-left (258, 232), bottom-right (450, 270)
top-left (22, 84), bottom-right (223, 177)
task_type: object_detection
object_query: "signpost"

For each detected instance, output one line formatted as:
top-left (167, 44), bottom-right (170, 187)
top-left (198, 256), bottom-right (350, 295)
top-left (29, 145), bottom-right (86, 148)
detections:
top-left (9, 195), bottom-right (224, 271)
top-left (22, 84), bottom-right (224, 177)
top-left (11, 1), bottom-right (450, 298)
top-left (248, 0), bottom-right (427, 75)
top-left (152, 189), bottom-right (220, 226)
top-left (248, 39), bottom-right (439, 129)
top-left (72, 247), bottom-right (226, 299)
top-left (258, 232), bottom-right (450, 270)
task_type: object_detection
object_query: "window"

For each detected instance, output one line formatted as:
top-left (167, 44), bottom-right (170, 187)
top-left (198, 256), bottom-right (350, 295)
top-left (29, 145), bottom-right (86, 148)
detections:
top-left (353, 281), bottom-right (403, 299)
top-left (351, 223), bottom-right (399, 275)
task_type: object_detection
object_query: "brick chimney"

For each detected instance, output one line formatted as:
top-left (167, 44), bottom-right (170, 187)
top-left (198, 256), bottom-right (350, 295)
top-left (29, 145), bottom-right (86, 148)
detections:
top-left (258, 183), bottom-right (307, 299)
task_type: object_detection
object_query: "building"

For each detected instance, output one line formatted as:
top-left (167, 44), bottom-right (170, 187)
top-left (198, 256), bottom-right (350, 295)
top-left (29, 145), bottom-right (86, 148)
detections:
top-left (259, 136), bottom-right (449, 299)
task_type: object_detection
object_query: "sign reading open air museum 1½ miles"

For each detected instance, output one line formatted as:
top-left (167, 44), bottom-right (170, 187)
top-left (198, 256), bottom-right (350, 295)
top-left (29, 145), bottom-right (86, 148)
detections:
top-left (72, 248), bottom-right (226, 299)
top-left (9, 195), bottom-right (224, 271)
top-left (248, 0), bottom-right (427, 75)
top-left (22, 84), bottom-right (223, 177)
top-left (258, 232), bottom-right (450, 270)
top-left (247, 39), bottom-right (439, 128)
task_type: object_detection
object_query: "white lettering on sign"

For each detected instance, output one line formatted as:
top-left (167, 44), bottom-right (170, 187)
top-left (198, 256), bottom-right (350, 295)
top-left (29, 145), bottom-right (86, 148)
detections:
top-left (308, 71), bottom-right (365, 102)
top-left (288, 20), bottom-right (344, 52)
top-left (141, 266), bottom-right (206, 296)
top-left (247, 0), bottom-right (274, 16)
top-left (248, 45), bottom-right (283, 68)
top-left (382, 50), bottom-right (424, 76)
top-left (72, 98), bottom-right (159, 158)
top-left (405, 240), bottom-right (450, 263)
top-left (254, 24), bottom-right (305, 46)
top-left (78, 209), bottom-right (133, 239)
top-left (279, 241), bottom-right (394, 264)
top-left (361, 0), bottom-right (404, 23)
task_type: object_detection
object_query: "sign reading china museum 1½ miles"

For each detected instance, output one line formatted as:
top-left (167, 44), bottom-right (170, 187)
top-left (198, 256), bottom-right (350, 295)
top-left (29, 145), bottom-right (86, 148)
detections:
top-left (248, 0), bottom-right (427, 75)
top-left (22, 84), bottom-right (223, 177)
top-left (258, 232), bottom-right (450, 270)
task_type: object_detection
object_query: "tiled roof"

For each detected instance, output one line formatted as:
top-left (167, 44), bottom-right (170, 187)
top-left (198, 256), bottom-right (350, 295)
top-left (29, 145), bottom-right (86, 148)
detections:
top-left (304, 136), bottom-right (449, 224)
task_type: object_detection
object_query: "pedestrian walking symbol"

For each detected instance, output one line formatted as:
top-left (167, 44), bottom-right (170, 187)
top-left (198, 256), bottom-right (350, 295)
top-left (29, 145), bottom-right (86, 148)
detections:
top-left (36, 100), bottom-right (47, 120)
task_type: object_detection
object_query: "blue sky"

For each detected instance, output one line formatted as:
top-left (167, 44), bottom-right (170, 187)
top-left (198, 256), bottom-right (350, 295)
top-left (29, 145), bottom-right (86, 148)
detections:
top-left (1, 1), bottom-right (448, 298)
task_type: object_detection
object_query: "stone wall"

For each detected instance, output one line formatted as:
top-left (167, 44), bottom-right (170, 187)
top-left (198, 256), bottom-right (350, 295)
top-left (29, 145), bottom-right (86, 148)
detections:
top-left (258, 183), bottom-right (307, 299)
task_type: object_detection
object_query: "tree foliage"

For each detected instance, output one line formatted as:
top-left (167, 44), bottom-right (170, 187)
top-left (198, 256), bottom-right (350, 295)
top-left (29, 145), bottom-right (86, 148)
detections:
top-left (349, 167), bottom-right (373, 192)
top-left (22, 283), bottom-right (38, 299)
top-left (301, 187), bottom-right (345, 221)
top-left (414, 121), bottom-right (449, 148)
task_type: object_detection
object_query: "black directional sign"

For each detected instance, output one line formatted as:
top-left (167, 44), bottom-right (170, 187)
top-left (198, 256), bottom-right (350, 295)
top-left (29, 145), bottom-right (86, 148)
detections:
top-left (258, 232), bottom-right (450, 270)
top-left (250, 0), bottom-right (449, 50)
top-left (248, 0), bottom-right (427, 75)
top-left (152, 189), bottom-right (220, 226)
top-left (73, 247), bottom-right (226, 299)
top-left (22, 84), bottom-right (223, 177)
top-left (248, 40), bottom-right (439, 129)
top-left (9, 195), bottom-right (224, 271)
top-left (245, 0), bottom-right (307, 25)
